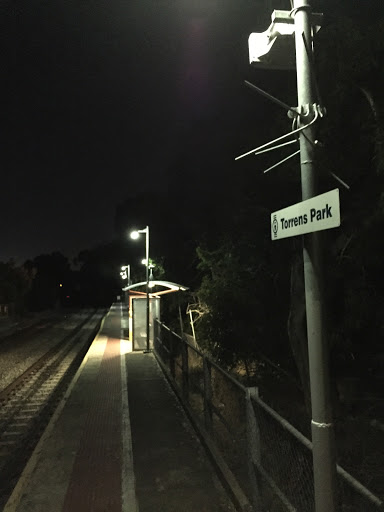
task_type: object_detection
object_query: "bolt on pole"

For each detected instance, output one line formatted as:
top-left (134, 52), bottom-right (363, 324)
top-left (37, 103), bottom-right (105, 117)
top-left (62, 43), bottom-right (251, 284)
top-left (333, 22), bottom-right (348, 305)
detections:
top-left (292, 1), bottom-right (338, 511)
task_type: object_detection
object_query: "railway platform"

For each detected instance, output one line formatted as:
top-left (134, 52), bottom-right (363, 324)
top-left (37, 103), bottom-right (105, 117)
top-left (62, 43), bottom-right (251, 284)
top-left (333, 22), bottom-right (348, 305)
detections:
top-left (3, 303), bottom-right (234, 512)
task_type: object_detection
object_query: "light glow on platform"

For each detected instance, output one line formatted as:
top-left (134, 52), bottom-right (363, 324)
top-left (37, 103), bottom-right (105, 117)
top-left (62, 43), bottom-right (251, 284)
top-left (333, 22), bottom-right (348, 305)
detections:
top-left (89, 335), bottom-right (108, 358)
top-left (121, 339), bottom-right (133, 355)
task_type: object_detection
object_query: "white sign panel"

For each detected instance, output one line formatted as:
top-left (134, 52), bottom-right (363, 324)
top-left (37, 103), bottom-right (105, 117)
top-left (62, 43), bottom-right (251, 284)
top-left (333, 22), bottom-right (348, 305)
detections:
top-left (271, 189), bottom-right (340, 240)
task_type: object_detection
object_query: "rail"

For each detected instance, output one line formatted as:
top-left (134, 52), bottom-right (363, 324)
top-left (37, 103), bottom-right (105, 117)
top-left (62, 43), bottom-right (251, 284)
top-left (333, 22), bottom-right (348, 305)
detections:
top-left (0, 310), bottom-right (104, 508)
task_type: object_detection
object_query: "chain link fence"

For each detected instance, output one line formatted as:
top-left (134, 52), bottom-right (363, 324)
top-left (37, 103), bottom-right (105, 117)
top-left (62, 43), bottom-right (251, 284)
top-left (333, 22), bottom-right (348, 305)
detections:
top-left (154, 320), bottom-right (384, 512)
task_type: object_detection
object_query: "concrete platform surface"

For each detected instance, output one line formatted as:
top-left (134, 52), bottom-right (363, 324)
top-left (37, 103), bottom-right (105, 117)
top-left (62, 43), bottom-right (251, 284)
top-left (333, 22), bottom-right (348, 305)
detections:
top-left (3, 304), bottom-right (235, 512)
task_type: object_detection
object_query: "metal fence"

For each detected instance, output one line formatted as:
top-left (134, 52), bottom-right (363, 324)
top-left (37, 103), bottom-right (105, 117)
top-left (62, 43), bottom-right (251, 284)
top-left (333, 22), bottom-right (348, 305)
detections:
top-left (154, 320), bottom-right (384, 512)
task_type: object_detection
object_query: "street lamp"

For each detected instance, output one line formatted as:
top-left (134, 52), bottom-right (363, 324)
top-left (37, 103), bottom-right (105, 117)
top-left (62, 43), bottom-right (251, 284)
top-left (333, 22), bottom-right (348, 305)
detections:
top-left (130, 226), bottom-right (150, 352)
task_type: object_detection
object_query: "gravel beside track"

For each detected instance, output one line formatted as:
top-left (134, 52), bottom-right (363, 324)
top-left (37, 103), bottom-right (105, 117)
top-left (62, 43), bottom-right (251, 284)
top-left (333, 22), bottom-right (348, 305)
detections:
top-left (0, 308), bottom-right (106, 507)
top-left (0, 310), bottom-right (97, 392)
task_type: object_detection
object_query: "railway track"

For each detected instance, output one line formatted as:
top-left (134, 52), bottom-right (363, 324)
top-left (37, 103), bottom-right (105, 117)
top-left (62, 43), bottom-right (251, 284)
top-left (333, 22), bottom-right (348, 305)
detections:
top-left (0, 309), bottom-right (105, 507)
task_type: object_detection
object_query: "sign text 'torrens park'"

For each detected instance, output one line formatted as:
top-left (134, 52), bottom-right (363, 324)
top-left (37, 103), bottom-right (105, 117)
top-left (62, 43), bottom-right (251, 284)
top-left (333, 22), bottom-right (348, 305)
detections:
top-left (271, 189), bottom-right (340, 240)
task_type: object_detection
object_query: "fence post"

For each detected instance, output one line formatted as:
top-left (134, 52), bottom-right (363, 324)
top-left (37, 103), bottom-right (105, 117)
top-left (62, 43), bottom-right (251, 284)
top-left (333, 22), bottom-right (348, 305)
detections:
top-left (181, 336), bottom-right (189, 403)
top-left (169, 329), bottom-right (175, 378)
top-left (246, 387), bottom-right (262, 511)
top-left (154, 319), bottom-right (159, 351)
top-left (203, 356), bottom-right (213, 435)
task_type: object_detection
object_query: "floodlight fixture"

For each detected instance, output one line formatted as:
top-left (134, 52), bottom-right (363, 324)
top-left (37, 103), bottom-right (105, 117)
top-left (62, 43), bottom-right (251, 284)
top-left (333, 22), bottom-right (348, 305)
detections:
top-left (248, 10), bottom-right (322, 70)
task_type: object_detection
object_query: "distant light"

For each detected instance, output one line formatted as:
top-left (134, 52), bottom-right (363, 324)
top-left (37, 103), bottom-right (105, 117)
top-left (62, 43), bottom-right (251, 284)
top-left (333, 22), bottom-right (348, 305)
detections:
top-left (59, 284), bottom-right (63, 287)
top-left (141, 259), bottom-right (147, 265)
top-left (66, 295), bottom-right (70, 298)
top-left (130, 230), bottom-right (140, 240)
top-left (121, 266), bottom-right (126, 270)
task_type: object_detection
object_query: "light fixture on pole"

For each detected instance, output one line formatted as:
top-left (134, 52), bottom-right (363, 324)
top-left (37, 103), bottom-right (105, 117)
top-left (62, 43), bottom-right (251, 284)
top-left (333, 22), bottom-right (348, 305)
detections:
top-left (130, 226), bottom-right (150, 352)
top-left (243, 4), bottom-right (337, 512)
top-left (121, 264), bottom-right (131, 286)
top-left (248, 9), bottom-right (322, 70)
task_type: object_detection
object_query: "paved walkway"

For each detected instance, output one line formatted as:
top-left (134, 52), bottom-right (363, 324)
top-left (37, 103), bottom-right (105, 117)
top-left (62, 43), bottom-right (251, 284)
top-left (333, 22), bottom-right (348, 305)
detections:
top-left (4, 304), bottom-right (235, 512)
top-left (126, 353), bottom-right (234, 512)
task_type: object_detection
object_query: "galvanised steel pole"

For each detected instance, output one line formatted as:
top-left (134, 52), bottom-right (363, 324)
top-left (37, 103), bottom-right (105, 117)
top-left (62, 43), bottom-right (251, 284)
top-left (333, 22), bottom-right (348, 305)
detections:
top-left (145, 226), bottom-right (150, 352)
top-left (292, 1), bottom-right (338, 510)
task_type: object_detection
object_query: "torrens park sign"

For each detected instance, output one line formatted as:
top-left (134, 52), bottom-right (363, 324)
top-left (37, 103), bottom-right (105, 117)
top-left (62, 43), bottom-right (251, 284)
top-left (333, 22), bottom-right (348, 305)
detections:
top-left (271, 189), bottom-right (340, 240)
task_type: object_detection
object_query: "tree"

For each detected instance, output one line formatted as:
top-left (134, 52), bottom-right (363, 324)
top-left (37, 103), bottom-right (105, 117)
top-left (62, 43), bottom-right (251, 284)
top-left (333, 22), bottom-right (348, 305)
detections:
top-left (194, 197), bottom-right (293, 379)
top-left (0, 261), bottom-right (34, 315)
top-left (25, 252), bottom-right (71, 310)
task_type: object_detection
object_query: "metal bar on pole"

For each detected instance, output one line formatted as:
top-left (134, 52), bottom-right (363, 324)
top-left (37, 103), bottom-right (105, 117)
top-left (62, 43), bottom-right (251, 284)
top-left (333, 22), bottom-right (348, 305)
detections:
top-left (244, 79), bottom-right (304, 118)
top-left (292, 1), bottom-right (338, 511)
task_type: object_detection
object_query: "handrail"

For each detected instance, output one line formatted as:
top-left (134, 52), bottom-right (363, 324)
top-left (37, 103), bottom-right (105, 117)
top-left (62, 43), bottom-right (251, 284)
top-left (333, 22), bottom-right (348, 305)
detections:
top-left (251, 393), bottom-right (312, 450)
top-left (156, 320), bottom-right (246, 391)
top-left (154, 319), bottom-right (384, 511)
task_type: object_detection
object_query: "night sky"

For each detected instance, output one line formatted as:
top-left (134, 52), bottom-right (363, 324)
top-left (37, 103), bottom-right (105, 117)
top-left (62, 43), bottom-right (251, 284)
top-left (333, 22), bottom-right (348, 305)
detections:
top-left (1, 0), bottom-right (284, 264)
top-left (2, 0), bottom-right (378, 265)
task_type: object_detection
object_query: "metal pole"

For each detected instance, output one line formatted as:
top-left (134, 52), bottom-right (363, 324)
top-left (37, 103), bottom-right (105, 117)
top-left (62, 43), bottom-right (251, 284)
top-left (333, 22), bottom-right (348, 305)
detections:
top-left (292, 1), bottom-right (338, 511)
top-left (126, 264), bottom-right (130, 311)
top-left (145, 226), bottom-right (150, 352)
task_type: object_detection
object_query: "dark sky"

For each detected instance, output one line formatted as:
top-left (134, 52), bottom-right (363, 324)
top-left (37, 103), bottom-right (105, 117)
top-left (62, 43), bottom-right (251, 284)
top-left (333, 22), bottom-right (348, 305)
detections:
top-left (1, 0), bottom-right (291, 264)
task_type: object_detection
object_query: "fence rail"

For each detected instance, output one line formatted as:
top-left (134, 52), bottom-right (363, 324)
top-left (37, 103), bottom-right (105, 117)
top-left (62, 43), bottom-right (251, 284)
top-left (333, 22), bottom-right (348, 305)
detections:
top-left (154, 319), bottom-right (384, 512)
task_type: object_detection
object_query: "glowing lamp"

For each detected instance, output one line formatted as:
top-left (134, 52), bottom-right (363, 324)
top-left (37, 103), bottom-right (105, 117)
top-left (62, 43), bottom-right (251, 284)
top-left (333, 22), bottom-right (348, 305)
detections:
top-left (130, 230), bottom-right (140, 240)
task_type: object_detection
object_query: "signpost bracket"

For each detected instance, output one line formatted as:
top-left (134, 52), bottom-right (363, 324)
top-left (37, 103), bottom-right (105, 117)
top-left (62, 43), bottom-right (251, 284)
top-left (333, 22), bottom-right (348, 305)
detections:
top-left (235, 105), bottom-right (320, 161)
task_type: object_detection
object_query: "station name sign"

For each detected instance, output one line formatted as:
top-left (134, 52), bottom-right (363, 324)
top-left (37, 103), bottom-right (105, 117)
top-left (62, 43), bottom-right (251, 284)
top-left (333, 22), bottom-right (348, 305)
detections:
top-left (271, 189), bottom-right (340, 240)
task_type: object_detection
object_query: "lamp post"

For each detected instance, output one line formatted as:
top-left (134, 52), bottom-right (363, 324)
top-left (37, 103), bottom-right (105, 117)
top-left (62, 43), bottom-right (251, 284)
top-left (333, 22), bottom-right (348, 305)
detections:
top-left (130, 226), bottom-right (150, 352)
top-left (246, 3), bottom-right (337, 511)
